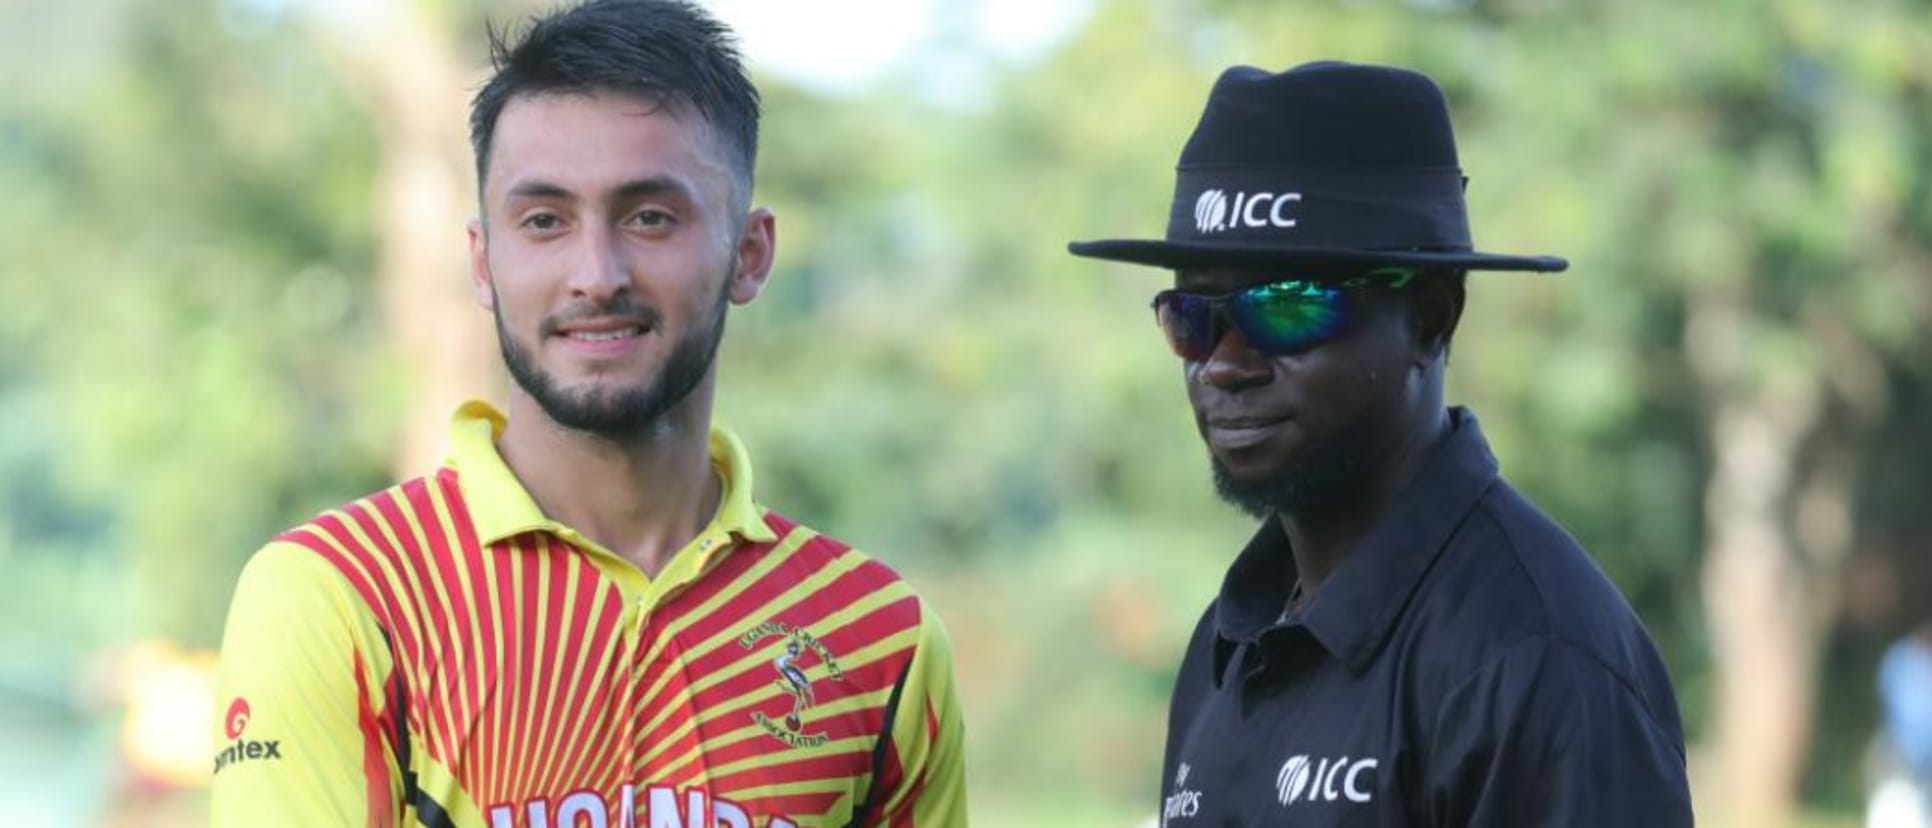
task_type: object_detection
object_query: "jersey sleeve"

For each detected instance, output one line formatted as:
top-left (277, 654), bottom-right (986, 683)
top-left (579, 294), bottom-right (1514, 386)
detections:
top-left (870, 604), bottom-right (969, 827)
top-left (1422, 635), bottom-right (1692, 827)
top-left (211, 541), bottom-right (403, 828)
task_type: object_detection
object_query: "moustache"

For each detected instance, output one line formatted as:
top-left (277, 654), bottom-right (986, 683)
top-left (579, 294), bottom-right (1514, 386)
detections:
top-left (538, 295), bottom-right (664, 337)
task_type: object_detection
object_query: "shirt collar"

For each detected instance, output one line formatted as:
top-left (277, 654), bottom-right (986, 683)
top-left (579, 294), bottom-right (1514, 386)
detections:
top-left (444, 400), bottom-right (780, 549)
top-left (1212, 407), bottom-right (1500, 680)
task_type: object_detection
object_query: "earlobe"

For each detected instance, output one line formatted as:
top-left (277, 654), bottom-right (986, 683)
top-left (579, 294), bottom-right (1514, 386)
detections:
top-left (728, 207), bottom-right (777, 306)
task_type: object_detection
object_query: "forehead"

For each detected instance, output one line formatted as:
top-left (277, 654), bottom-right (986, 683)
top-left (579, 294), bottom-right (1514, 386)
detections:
top-left (485, 90), bottom-right (731, 201)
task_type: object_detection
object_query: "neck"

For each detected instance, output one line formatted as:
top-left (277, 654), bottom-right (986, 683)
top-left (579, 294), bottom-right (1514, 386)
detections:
top-left (496, 378), bottom-right (722, 578)
top-left (1277, 405), bottom-right (1448, 602)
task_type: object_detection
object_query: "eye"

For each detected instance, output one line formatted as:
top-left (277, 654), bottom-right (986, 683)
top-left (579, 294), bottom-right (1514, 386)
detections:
top-left (626, 208), bottom-right (676, 228)
top-left (519, 212), bottom-right (563, 231)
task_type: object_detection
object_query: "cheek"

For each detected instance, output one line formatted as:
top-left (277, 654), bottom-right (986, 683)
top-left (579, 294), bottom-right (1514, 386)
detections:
top-left (679, 249), bottom-right (737, 314)
top-left (1318, 345), bottom-right (1408, 415)
top-left (1182, 362), bottom-right (1211, 410)
top-left (485, 247), bottom-right (556, 314)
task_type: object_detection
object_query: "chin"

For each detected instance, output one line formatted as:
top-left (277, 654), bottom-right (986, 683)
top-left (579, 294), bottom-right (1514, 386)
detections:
top-left (548, 365), bottom-right (653, 394)
top-left (558, 373), bottom-right (642, 394)
top-left (1212, 434), bottom-right (1301, 469)
top-left (1210, 451), bottom-right (1290, 485)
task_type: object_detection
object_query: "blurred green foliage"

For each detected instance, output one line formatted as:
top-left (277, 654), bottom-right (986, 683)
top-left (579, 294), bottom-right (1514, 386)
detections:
top-left (3, 0), bottom-right (1930, 824)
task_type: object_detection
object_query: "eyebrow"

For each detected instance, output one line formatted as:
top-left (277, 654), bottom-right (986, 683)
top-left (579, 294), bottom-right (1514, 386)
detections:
top-left (614, 176), bottom-right (695, 203)
top-left (501, 175), bottom-right (697, 204)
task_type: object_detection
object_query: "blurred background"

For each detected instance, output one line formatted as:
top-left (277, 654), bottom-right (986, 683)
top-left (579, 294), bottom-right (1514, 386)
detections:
top-left (3, 0), bottom-right (1931, 825)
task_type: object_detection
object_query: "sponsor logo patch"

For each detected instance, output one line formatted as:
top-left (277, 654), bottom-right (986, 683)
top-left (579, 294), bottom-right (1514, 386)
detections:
top-left (212, 696), bottom-right (283, 774)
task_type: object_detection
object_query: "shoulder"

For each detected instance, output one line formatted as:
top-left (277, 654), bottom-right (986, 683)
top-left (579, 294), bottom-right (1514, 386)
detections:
top-left (1465, 481), bottom-right (1651, 650)
top-left (1418, 479), bottom-right (1645, 650)
top-left (228, 538), bottom-right (366, 623)
top-left (1168, 602), bottom-right (1221, 712)
top-left (1177, 602), bottom-right (1219, 675)
top-left (249, 472), bottom-right (465, 617)
top-left (752, 508), bottom-right (947, 640)
top-left (1442, 633), bottom-right (1672, 730)
top-left (271, 472), bottom-right (464, 559)
top-left (755, 510), bottom-right (921, 594)
top-left (1420, 633), bottom-right (1692, 824)
top-left (221, 535), bottom-right (395, 673)
top-left (1404, 480), bottom-right (1681, 731)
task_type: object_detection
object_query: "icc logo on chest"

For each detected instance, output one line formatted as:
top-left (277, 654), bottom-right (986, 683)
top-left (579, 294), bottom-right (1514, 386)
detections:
top-left (1277, 754), bottom-right (1378, 805)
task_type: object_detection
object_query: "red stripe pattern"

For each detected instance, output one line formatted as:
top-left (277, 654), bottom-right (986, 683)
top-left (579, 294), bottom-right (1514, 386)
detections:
top-left (277, 471), bottom-right (927, 826)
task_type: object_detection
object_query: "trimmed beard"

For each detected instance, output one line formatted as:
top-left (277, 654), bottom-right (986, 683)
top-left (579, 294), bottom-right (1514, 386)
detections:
top-left (495, 280), bottom-right (730, 439)
top-left (1210, 379), bottom-right (1404, 521)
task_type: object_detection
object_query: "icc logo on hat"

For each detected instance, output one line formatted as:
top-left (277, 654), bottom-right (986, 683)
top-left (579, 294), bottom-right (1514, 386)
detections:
top-left (1193, 189), bottom-right (1301, 235)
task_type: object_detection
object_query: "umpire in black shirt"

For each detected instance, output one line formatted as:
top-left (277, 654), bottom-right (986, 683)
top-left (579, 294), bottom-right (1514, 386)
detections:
top-left (1068, 61), bottom-right (1694, 826)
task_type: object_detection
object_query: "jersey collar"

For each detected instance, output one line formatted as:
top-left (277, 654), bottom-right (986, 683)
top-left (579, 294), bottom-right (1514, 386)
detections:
top-left (1213, 407), bottom-right (1500, 681)
top-left (443, 400), bottom-right (780, 550)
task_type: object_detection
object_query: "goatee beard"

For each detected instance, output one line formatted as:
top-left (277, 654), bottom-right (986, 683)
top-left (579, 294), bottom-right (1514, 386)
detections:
top-left (1210, 407), bottom-right (1389, 521)
top-left (496, 284), bottom-right (729, 439)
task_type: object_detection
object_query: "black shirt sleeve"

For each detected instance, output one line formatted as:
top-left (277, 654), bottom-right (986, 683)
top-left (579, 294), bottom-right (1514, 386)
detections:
top-left (1421, 635), bottom-right (1692, 827)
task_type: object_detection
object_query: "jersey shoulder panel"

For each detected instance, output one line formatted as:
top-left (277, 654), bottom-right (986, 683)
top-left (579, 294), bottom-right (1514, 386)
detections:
top-left (272, 469), bottom-right (483, 635)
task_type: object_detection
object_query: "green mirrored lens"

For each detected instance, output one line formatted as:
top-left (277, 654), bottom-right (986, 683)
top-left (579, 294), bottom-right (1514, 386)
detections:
top-left (1231, 280), bottom-right (1346, 353)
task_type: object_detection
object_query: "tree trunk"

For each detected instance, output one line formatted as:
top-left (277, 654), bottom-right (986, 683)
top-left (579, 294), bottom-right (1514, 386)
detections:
top-left (1687, 289), bottom-right (1825, 826)
top-left (1699, 406), bottom-right (1816, 825)
top-left (311, 5), bottom-right (502, 477)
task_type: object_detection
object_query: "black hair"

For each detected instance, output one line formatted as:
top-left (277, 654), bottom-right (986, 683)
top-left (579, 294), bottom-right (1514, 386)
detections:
top-left (469, 0), bottom-right (760, 205)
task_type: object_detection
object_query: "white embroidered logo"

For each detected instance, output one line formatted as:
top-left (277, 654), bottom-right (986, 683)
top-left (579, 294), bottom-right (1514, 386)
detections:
top-left (1277, 754), bottom-right (1378, 805)
top-left (1193, 189), bottom-right (1301, 234)
top-left (1162, 762), bottom-right (1203, 825)
top-left (1194, 190), bottom-right (1229, 233)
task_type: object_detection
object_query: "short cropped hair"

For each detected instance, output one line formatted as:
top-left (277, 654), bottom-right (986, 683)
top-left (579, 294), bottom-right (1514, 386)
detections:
top-left (469, 0), bottom-right (760, 204)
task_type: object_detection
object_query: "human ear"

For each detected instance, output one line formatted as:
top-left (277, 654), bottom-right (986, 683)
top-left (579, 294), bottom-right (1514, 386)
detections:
top-left (728, 207), bottom-right (776, 306)
top-left (1407, 271), bottom-right (1465, 366)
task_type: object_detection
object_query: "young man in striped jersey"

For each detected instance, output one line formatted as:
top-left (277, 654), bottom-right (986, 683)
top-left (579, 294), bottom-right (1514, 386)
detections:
top-left (211, 2), bottom-right (968, 826)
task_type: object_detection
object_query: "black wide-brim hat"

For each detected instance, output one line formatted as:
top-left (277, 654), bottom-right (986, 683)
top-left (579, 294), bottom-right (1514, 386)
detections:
top-left (1068, 61), bottom-right (1568, 273)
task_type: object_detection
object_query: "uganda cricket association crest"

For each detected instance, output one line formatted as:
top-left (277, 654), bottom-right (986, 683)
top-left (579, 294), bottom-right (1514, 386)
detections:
top-left (738, 621), bottom-right (845, 748)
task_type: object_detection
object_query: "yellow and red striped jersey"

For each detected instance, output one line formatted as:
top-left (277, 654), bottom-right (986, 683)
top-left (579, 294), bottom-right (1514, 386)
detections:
top-left (212, 402), bottom-right (967, 828)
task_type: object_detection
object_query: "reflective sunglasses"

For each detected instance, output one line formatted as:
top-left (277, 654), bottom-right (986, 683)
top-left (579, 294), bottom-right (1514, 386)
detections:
top-left (1150, 268), bottom-right (1418, 360)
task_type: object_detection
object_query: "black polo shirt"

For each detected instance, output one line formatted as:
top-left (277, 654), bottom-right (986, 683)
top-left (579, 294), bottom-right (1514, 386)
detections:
top-left (1159, 409), bottom-right (1692, 827)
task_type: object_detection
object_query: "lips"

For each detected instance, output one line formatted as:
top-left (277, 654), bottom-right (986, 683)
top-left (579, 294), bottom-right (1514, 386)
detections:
top-left (553, 317), bottom-right (650, 336)
top-left (1204, 413), bottom-right (1292, 449)
top-left (560, 325), bottom-right (645, 342)
top-left (551, 317), bottom-right (652, 357)
top-left (1208, 415), bottom-right (1290, 429)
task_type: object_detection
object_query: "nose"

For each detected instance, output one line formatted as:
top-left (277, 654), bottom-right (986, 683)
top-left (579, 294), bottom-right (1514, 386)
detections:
top-left (566, 221), bottom-right (630, 303)
top-left (1196, 326), bottom-right (1273, 391)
